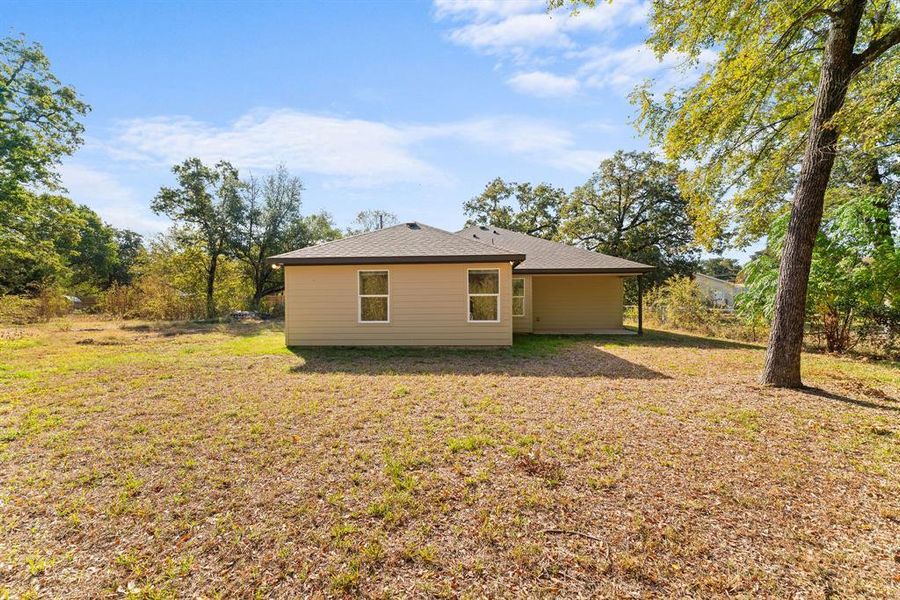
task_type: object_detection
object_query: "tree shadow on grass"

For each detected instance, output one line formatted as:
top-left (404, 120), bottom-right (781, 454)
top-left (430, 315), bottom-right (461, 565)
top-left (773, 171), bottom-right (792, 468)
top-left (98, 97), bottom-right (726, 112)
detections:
top-left (120, 319), bottom-right (282, 338)
top-left (288, 335), bottom-right (670, 379)
top-left (610, 328), bottom-right (764, 351)
top-left (800, 386), bottom-right (899, 413)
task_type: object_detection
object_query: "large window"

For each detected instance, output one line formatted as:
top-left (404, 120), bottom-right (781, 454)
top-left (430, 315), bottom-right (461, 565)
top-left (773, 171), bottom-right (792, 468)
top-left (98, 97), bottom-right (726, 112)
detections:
top-left (358, 270), bottom-right (389, 322)
top-left (468, 269), bottom-right (499, 322)
top-left (512, 277), bottom-right (525, 317)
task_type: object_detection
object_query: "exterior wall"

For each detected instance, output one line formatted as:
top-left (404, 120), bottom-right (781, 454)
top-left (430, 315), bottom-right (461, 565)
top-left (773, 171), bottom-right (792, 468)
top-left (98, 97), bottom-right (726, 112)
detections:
top-left (512, 274), bottom-right (533, 333)
top-left (531, 274), bottom-right (624, 333)
top-left (284, 262), bottom-right (513, 346)
top-left (694, 273), bottom-right (743, 309)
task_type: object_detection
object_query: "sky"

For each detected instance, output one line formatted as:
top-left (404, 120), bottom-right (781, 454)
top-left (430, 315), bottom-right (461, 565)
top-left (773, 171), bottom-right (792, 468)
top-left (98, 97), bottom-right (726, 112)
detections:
top-left (6, 0), bottom-right (739, 255)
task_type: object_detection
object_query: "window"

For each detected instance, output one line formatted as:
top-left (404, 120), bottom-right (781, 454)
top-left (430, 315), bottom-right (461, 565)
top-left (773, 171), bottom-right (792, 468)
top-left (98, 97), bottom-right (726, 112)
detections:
top-left (358, 270), bottom-right (389, 322)
top-left (468, 269), bottom-right (499, 322)
top-left (512, 277), bottom-right (525, 317)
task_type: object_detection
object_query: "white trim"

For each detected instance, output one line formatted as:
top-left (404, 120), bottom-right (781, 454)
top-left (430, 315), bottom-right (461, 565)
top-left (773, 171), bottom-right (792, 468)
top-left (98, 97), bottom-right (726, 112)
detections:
top-left (358, 269), bottom-right (390, 323)
top-left (467, 268), bottom-right (500, 323)
top-left (512, 277), bottom-right (525, 317)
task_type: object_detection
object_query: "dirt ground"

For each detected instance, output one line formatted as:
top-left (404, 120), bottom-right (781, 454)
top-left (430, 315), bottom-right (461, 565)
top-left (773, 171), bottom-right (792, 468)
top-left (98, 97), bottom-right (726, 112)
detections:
top-left (1, 318), bottom-right (898, 598)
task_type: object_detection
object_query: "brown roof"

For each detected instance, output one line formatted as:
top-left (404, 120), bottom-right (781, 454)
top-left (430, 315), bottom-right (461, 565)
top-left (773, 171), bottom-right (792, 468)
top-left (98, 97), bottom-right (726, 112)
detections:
top-left (268, 222), bottom-right (526, 266)
top-left (456, 225), bottom-right (653, 274)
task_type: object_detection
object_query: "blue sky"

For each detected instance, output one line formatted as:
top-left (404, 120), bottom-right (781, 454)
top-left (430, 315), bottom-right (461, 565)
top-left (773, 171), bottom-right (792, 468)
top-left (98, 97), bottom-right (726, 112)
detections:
top-left (8, 0), bottom-right (722, 248)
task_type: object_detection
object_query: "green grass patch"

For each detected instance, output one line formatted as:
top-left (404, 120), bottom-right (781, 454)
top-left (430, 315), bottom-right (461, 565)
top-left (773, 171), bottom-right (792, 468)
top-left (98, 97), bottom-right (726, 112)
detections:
top-left (448, 434), bottom-right (494, 453)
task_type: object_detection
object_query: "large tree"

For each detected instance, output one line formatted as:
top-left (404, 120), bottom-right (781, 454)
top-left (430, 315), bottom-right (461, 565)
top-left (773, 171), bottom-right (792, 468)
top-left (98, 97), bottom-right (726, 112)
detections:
top-left (1, 35), bottom-right (90, 293)
top-left (463, 177), bottom-right (566, 239)
top-left (555, 0), bottom-right (899, 387)
top-left (347, 209), bottom-right (398, 235)
top-left (561, 151), bottom-right (698, 287)
top-left (1, 35), bottom-right (89, 195)
top-left (697, 257), bottom-right (743, 282)
top-left (152, 158), bottom-right (241, 318)
top-left (231, 166), bottom-right (340, 308)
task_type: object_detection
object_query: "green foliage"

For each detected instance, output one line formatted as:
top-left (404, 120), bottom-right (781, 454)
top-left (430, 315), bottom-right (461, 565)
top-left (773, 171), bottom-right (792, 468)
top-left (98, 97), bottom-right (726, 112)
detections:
top-left (463, 178), bottom-right (566, 239)
top-left (561, 150), bottom-right (698, 287)
top-left (697, 257), bottom-right (742, 282)
top-left (0, 284), bottom-right (70, 323)
top-left (0, 35), bottom-right (90, 194)
top-left (645, 276), bottom-right (708, 330)
top-left (643, 275), bottom-right (766, 341)
top-left (0, 193), bottom-right (133, 295)
top-left (231, 166), bottom-right (339, 307)
top-left (627, 0), bottom-right (900, 246)
top-left (739, 195), bottom-right (899, 354)
top-left (100, 233), bottom-right (252, 320)
top-left (152, 158), bottom-right (242, 318)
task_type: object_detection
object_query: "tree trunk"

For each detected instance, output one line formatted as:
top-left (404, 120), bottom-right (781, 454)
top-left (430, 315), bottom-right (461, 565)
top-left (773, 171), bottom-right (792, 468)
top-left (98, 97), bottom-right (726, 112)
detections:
top-left (206, 253), bottom-right (218, 319)
top-left (760, 0), bottom-right (866, 387)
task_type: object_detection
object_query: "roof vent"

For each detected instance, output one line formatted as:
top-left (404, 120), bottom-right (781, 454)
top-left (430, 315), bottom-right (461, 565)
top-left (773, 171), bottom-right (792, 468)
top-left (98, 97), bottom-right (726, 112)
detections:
top-left (479, 225), bottom-right (489, 231)
top-left (406, 222), bottom-right (420, 229)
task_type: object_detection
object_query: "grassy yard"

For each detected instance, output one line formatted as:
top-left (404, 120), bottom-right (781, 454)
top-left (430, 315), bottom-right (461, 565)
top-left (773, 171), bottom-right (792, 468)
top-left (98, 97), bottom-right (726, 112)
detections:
top-left (1, 319), bottom-right (898, 598)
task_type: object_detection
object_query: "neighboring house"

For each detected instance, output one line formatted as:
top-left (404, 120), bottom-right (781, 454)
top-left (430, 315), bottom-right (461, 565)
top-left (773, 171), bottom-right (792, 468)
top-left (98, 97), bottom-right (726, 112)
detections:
top-left (694, 272), bottom-right (744, 310)
top-left (268, 222), bottom-right (652, 346)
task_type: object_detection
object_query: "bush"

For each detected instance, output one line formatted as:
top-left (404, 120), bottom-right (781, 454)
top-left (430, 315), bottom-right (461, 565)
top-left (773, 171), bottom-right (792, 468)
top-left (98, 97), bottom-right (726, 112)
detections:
top-left (0, 285), bottom-right (71, 324)
top-left (638, 276), bottom-right (767, 342)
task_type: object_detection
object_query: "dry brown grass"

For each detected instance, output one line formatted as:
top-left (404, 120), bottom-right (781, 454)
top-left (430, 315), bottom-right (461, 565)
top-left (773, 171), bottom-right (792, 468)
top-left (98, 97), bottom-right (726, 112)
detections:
top-left (1, 318), bottom-right (898, 598)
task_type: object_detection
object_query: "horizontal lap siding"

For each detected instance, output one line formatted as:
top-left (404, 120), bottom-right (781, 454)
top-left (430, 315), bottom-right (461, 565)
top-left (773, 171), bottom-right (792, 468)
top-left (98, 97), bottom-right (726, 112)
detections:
top-left (284, 263), bottom-right (512, 345)
top-left (532, 275), bottom-right (624, 332)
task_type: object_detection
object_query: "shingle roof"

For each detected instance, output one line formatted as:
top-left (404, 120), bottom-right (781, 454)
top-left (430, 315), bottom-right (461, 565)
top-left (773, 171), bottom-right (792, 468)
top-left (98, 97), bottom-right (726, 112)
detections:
top-left (456, 225), bottom-right (653, 274)
top-left (268, 222), bottom-right (526, 265)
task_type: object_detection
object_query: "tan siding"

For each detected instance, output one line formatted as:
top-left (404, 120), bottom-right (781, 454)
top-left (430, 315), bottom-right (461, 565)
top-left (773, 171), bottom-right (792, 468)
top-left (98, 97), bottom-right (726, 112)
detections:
top-left (512, 274), bottom-right (533, 333)
top-left (284, 263), bottom-right (513, 345)
top-left (531, 275), bottom-right (623, 332)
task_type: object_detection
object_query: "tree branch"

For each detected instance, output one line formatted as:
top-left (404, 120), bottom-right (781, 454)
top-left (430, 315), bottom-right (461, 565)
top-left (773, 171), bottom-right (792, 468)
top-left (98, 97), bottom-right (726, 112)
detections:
top-left (851, 25), bottom-right (900, 75)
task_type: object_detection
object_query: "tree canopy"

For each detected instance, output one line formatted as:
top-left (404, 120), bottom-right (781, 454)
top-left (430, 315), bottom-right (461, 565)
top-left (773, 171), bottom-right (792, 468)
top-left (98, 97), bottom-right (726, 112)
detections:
top-left (628, 0), bottom-right (899, 247)
top-left (346, 210), bottom-right (398, 235)
top-left (561, 151), bottom-right (698, 286)
top-left (463, 178), bottom-right (566, 239)
top-left (231, 166), bottom-right (340, 306)
top-left (1, 35), bottom-right (90, 195)
top-left (152, 158), bottom-right (242, 318)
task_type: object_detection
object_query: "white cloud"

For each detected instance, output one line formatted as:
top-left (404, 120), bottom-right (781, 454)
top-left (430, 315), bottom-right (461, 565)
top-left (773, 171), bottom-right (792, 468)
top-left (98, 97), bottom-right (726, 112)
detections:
top-left (107, 109), bottom-right (605, 188)
top-left (435, 0), bottom-right (648, 57)
top-left (113, 110), bottom-right (445, 188)
top-left (507, 70), bottom-right (580, 97)
top-left (576, 44), bottom-right (716, 91)
top-left (433, 0), bottom-right (543, 21)
top-left (58, 163), bottom-right (169, 233)
top-left (446, 13), bottom-right (575, 55)
top-left (432, 0), bottom-right (714, 106)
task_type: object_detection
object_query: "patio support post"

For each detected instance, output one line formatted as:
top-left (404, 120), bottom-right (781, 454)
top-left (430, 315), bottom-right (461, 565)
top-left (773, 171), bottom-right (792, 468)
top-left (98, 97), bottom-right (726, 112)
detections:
top-left (637, 275), bottom-right (643, 336)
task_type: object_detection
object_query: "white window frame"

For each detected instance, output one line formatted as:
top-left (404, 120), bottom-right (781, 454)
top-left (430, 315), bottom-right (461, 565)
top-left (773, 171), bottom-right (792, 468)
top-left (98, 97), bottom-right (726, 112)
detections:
top-left (512, 277), bottom-right (525, 317)
top-left (358, 270), bottom-right (390, 323)
top-left (467, 268), bottom-right (500, 323)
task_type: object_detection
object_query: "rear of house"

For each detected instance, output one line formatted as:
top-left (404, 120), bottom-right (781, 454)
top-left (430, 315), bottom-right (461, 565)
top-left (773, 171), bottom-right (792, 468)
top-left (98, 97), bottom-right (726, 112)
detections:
top-left (269, 222), bottom-right (651, 346)
top-left (694, 272), bottom-right (744, 310)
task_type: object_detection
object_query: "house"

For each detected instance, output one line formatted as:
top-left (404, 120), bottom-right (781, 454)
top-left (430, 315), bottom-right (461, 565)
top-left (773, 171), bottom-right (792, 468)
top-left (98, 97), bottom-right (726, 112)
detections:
top-left (267, 222), bottom-right (652, 346)
top-left (694, 272), bottom-right (744, 310)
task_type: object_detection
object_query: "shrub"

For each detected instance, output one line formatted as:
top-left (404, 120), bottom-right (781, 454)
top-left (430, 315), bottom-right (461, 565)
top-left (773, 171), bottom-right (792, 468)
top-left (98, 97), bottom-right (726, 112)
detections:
top-left (0, 285), bottom-right (71, 324)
